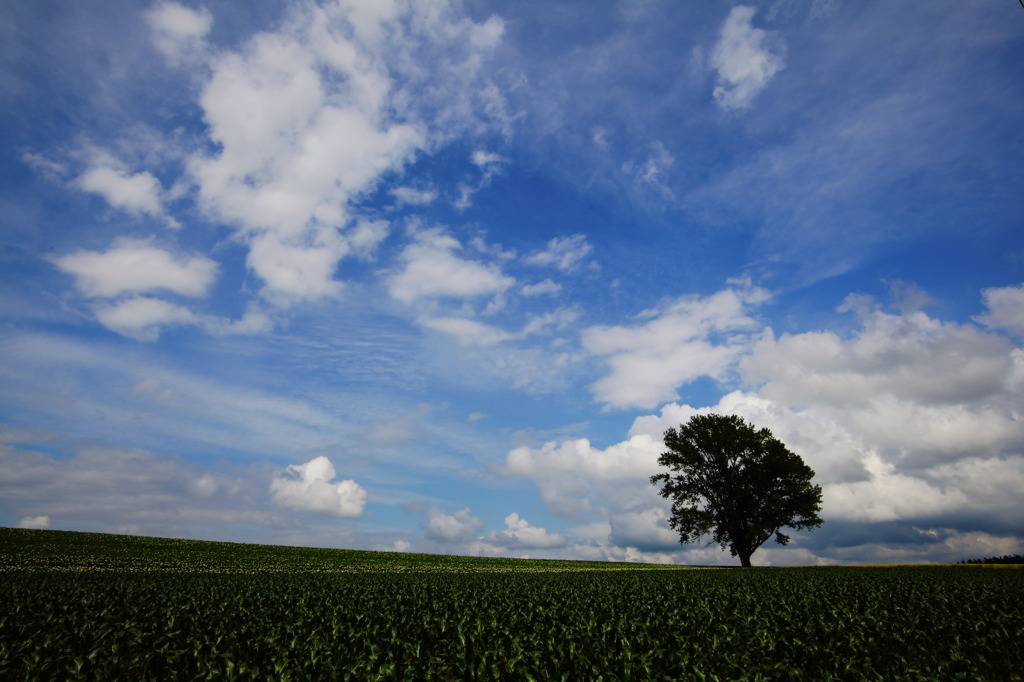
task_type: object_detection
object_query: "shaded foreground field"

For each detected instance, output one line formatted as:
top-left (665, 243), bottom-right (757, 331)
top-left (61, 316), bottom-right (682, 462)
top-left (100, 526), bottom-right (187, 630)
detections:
top-left (1, 529), bottom-right (1021, 680)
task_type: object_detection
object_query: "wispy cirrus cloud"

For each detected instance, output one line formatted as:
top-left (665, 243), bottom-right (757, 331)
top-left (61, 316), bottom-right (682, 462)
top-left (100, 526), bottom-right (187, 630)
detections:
top-left (525, 234), bottom-right (593, 272)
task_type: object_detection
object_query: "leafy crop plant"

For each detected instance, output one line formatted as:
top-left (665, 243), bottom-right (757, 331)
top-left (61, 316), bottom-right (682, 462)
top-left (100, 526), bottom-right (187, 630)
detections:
top-left (2, 528), bottom-right (1022, 681)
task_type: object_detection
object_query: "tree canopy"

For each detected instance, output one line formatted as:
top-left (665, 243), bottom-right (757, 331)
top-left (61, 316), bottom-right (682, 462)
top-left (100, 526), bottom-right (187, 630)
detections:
top-left (650, 413), bottom-right (823, 567)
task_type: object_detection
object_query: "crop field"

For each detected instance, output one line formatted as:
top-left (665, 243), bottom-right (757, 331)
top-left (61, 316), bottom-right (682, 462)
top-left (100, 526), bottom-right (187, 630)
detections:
top-left (1, 528), bottom-right (1021, 681)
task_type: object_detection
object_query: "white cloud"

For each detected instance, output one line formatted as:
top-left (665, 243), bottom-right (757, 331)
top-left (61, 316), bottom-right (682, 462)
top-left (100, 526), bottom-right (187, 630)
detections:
top-left (423, 507), bottom-right (484, 542)
top-left (189, 475), bottom-right (218, 498)
top-left (424, 306), bottom-right (580, 347)
top-left (73, 166), bottom-right (164, 217)
top-left (84, 297), bottom-right (271, 342)
top-left (525, 234), bottom-right (593, 272)
top-left (504, 434), bottom-right (661, 482)
top-left (825, 452), bottom-right (969, 523)
top-left (185, 1), bottom-right (505, 305)
top-left (388, 229), bottom-right (513, 303)
top-left (621, 141), bottom-right (675, 198)
top-left (709, 5), bottom-right (786, 111)
top-left (269, 456), bottom-right (367, 518)
top-left (627, 389), bottom-right (868, 486)
top-left (0, 440), bottom-right (283, 536)
top-left (21, 151), bottom-right (67, 181)
top-left (17, 515), bottom-right (51, 530)
top-left (743, 299), bottom-right (1016, 410)
top-left (421, 317), bottom-right (514, 346)
top-left (502, 286), bottom-right (1024, 562)
top-left (145, 2), bottom-right (213, 62)
top-left (485, 512), bottom-right (567, 549)
top-left (202, 305), bottom-right (275, 337)
top-left (521, 307), bottom-right (581, 336)
top-left (245, 231), bottom-right (348, 303)
top-left (975, 283), bottom-right (1024, 338)
top-left (93, 297), bottom-right (198, 341)
top-left (391, 186), bottom-right (438, 206)
top-left (54, 239), bottom-right (217, 299)
top-left (609, 506), bottom-right (679, 551)
top-left (584, 283), bottom-right (770, 409)
top-left (471, 150), bottom-right (504, 168)
top-left (502, 431), bottom-right (664, 522)
top-left (520, 279), bottom-right (562, 297)
top-left (453, 150), bottom-right (507, 210)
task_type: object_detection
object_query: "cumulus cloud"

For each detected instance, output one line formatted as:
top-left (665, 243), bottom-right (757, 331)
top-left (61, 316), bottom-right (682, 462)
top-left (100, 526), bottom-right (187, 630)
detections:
top-left (184, 1), bottom-right (505, 305)
top-left (743, 297), bottom-right (1016, 410)
top-left (93, 297), bottom-right (199, 341)
top-left (609, 507), bottom-right (679, 552)
top-left (709, 5), bottom-right (786, 111)
top-left (423, 507), bottom-right (484, 542)
top-left (975, 283), bottom-right (1024, 338)
top-left (502, 432), bottom-right (664, 523)
top-left (504, 434), bottom-right (661, 482)
top-left (145, 1), bottom-right (213, 63)
top-left (73, 166), bottom-right (165, 217)
top-left (485, 513), bottom-right (567, 549)
top-left (738, 299), bottom-right (1023, 474)
top-left (17, 515), bottom-right (51, 530)
top-left (51, 236), bottom-right (262, 341)
top-left (503, 286), bottom-right (1024, 563)
top-left (54, 239), bottom-right (217, 299)
top-left (246, 232), bottom-right (350, 303)
top-left (270, 456), bottom-right (367, 519)
top-left (584, 282), bottom-right (770, 409)
top-left (388, 229), bottom-right (513, 303)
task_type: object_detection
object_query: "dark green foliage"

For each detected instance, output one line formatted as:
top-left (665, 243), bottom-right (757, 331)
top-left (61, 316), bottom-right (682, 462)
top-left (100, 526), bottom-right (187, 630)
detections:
top-left (958, 554), bottom-right (1024, 565)
top-left (651, 414), bottom-right (823, 567)
top-left (2, 529), bottom-right (1023, 681)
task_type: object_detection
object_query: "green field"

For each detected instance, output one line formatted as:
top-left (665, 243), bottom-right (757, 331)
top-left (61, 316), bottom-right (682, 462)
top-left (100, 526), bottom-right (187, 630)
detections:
top-left (1, 528), bottom-right (1021, 681)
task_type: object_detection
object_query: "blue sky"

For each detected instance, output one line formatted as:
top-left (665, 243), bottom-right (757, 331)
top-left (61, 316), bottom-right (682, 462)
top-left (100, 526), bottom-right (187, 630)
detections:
top-left (1, 0), bottom-right (1022, 565)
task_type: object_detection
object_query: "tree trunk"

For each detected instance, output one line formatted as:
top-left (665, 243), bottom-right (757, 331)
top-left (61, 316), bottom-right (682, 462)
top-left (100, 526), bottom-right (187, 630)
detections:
top-left (738, 551), bottom-right (752, 568)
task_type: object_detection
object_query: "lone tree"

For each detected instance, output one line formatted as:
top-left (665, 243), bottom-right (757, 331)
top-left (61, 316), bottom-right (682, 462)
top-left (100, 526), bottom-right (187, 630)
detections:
top-left (650, 414), bottom-right (823, 567)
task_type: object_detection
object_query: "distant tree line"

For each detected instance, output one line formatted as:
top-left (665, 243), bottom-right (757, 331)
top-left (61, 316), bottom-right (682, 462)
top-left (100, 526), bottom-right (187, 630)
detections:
top-left (957, 554), bottom-right (1024, 565)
